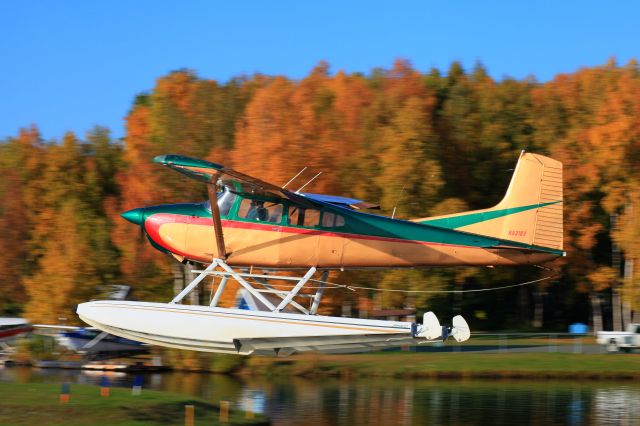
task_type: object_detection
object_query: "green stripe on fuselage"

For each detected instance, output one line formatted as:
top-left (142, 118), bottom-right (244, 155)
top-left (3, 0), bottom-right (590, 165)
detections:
top-left (419, 201), bottom-right (561, 229)
top-left (141, 200), bottom-right (564, 256)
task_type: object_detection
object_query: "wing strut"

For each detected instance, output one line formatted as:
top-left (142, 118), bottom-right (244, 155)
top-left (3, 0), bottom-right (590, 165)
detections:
top-left (206, 173), bottom-right (227, 260)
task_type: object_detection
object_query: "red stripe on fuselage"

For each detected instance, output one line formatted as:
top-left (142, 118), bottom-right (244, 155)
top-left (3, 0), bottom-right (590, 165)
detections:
top-left (143, 212), bottom-right (481, 252)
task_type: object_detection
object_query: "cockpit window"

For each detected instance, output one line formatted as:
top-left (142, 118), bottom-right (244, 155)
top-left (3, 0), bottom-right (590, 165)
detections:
top-left (238, 198), bottom-right (283, 223)
top-left (218, 190), bottom-right (237, 216)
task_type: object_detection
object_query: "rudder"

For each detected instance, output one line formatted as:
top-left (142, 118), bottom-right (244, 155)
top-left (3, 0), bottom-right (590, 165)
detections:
top-left (416, 152), bottom-right (563, 251)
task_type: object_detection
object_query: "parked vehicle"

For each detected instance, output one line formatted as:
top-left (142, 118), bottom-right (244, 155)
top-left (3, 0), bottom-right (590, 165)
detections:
top-left (597, 323), bottom-right (640, 353)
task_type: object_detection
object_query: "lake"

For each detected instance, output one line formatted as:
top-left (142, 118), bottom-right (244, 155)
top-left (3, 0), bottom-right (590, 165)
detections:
top-left (1, 367), bottom-right (639, 425)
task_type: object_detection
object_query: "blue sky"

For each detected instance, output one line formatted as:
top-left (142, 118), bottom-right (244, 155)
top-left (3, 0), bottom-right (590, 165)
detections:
top-left (1, 1), bottom-right (638, 141)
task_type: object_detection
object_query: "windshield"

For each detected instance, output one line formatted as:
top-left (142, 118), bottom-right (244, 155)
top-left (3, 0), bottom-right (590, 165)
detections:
top-left (204, 190), bottom-right (238, 217)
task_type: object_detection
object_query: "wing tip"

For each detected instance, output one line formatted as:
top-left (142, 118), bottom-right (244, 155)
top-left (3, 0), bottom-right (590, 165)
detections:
top-left (152, 154), bottom-right (167, 164)
top-left (153, 154), bottom-right (223, 170)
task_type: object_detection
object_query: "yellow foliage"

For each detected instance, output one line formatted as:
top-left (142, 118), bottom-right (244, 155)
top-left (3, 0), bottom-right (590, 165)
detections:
top-left (587, 267), bottom-right (618, 292)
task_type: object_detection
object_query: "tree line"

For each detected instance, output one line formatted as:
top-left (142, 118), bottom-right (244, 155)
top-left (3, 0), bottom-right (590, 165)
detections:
top-left (0, 59), bottom-right (637, 331)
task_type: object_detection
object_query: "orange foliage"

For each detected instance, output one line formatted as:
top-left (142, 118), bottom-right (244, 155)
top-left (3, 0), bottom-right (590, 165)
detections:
top-left (5, 59), bottom-right (640, 326)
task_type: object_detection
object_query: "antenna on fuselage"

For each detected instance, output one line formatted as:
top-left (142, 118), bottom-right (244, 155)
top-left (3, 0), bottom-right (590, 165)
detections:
top-left (282, 167), bottom-right (308, 189)
top-left (295, 172), bottom-right (322, 193)
top-left (391, 185), bottom-right (406, 219)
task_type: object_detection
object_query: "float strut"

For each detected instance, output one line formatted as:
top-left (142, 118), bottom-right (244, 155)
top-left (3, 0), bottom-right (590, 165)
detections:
top-left (209, 276), bottom-right (229, 307)
top-left (170, 261), bottom-right (218, 304)
top-left (214, 259), bottom-right (277, 311)
top-left (310, 271), bottom-right (328, 315)
top-left (274, 267), bottom-right (316, 312)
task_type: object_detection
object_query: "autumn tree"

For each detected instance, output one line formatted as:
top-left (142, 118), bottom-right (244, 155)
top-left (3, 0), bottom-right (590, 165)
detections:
top-left (0, 127), bottom-right (43, 314)
top-left (23, 131), bottom-right (119, 323)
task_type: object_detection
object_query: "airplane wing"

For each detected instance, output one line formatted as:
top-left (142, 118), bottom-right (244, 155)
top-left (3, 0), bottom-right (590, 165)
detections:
top-left (154, 154), bottom-right (319, 208)
top-left (153, 154), bottom-right (379, 210)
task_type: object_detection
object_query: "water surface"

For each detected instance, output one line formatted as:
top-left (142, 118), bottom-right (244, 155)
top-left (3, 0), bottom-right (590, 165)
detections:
top-left (1, 367), bottom-right (638, 425)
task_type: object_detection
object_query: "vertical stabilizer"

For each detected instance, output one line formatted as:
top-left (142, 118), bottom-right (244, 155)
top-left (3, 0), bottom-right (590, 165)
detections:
top-left (416, 152), bottom-right (563, 251)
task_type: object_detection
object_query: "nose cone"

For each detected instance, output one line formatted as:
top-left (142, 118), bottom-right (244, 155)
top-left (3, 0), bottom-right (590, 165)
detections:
top-left (121, 208), bottom-right (145, 225)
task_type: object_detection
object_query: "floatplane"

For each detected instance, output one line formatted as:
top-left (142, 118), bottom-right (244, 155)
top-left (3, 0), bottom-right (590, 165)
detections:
top-left (1, 318), bottom-right (146, 357)
top-left (0, 318), bottom-right (33, 353)
top-left (1, 287), bottom-right (147, 358)
top-left (77, 152), bottom-right (563, 356)
top-left (50, 286), bottom-right (147, 356)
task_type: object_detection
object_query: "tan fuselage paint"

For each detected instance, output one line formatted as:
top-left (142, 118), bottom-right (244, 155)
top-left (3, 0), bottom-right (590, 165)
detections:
top-left (158, 221), bottom-right (556, 269)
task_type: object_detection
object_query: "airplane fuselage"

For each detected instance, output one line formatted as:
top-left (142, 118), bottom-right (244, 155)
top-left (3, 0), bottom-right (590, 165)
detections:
top-left (126, 193), bottom-right (561, 269)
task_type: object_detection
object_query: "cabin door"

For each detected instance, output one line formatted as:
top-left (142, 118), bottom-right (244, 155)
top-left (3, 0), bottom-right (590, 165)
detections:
top-left (317, 211), bottom-right (345, 268)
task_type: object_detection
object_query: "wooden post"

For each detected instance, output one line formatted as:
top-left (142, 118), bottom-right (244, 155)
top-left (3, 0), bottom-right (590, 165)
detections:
top-left (100, 376), bottom-right (110, 397)
top-left (184, 404), bottom-right (194, 426)
top-left (132, 375), bottom-right (143, 396)
top-left (245, 395), bottom-right (255, 418)
top-left (59, 383), bottom-right (70, 404)
top-left (185, 263), bottom-right (199, 305)
top-left (220, 400), bottom-right (229, 423)
top-left (172, 261), bottom-right (185, 301)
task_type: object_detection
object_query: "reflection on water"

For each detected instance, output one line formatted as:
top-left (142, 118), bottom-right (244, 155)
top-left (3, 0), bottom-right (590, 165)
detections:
top-left (1, 367), bottom-right (639, 425)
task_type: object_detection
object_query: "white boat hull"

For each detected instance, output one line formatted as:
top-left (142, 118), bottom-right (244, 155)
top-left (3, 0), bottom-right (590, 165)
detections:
top-left (77, 301), bottom-right (425, 355)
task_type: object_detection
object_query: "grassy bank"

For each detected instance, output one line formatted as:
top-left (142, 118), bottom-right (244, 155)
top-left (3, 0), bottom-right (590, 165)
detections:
top-left (0, 382), bottom-right (267, 426)
top-left (242, 352), bottom-right (640, 380)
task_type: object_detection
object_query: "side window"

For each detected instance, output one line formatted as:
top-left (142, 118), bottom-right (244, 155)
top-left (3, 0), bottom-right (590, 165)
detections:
top-left (238, 199), bottom-right (282, 223)
top-left (322, 212), bottom-right (335, 227)
top-left (288, 207), bottom-right (303, 226)
top-left (303, 209), bottom-right (320, 227)
top-left (287, 206), bottom-right (320, 227)
top-left (266, 203), bottom-right (283, 223)
top-left (322, 211), bottom-right (345, 227)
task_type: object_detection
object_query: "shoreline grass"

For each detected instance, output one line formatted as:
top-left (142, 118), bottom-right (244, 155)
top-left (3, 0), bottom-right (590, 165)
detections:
top-left (0, 382), bottom-right (268, 426)
top-left (241, 352), bottom-right (640, 380)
